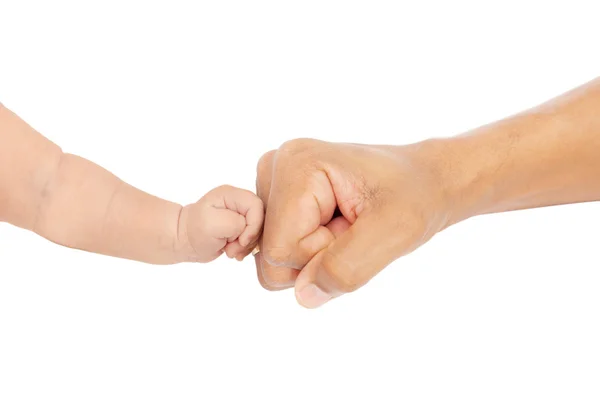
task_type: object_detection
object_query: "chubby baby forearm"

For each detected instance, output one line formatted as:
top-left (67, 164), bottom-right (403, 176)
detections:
top-left (33, 153), bottom-right (190, 264)
top-left (0, 104), bottom-right (192, 264)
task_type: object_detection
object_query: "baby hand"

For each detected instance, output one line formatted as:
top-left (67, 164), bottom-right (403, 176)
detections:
top-left (182, 185), bottom-right (264, 263)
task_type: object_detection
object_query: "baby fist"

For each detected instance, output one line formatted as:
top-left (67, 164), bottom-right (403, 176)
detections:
top-left (181, 185), bottom-right (264, 263)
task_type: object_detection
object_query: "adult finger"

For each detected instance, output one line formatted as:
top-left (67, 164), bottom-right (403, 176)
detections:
top-left (254, 150), bottom-right (298, 290)
top-left (261, 139), bottom-right (337, 269)
top-left (254, 216), bottom-right (350, 291)
top-left (294, 208), bottom-right (419, 308)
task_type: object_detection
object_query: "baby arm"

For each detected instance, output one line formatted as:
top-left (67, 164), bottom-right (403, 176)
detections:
top-left (0, 103), bottom-right (262, 264)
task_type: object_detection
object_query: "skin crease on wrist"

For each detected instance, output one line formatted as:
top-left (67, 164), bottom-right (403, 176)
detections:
top-left (254, 76), bottom-right (600, 308)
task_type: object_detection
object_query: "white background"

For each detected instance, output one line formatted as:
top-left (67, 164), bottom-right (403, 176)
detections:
top-left (1, 1), bottom-right (600, 399)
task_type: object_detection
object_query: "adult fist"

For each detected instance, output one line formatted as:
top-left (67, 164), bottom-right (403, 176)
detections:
top-left (254, 138), bottom-right (456, 308)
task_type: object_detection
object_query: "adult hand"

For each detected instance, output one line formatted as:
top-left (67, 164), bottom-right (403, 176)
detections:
top-left (253, 78), bottom-right (600, 309)
top-left (253, 138), bottom-right (456, 308)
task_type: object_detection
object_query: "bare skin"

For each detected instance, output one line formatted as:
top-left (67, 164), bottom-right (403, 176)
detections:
top-left (0, 104), bottom-right (264, 265)
top-left (254, 76), bottom-right (600, 308)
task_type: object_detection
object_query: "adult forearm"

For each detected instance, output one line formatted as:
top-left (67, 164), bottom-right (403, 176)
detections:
top-left (437, 76), bottom-right (600, 226)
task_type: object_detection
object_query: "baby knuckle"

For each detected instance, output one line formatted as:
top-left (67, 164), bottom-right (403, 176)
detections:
top-left (203, 185), bottom-right (232, 199)
top-left (235, 215), bottom-right (247, 230)
top-left (252, 196), bottom-right (265, 210)
top-left (216, 184), bottom-right (235, 192)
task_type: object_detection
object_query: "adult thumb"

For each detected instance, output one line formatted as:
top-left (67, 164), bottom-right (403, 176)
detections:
top-left (295, 209), bottom-right (413, 309)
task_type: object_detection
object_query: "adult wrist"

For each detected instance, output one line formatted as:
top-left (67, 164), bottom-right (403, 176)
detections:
top-left (413, 112), bottom-right (563, 230)
top-left (404, 134), bottom-right (496, 231)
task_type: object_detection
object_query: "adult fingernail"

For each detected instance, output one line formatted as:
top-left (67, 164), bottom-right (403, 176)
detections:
top-left (296, 284), bottom-right (331, 309)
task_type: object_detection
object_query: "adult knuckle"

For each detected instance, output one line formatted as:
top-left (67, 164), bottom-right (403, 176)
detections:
top-left (262, 245), bottom-right (294, 267)
top-left (261, 272), bottom-right (285, 288)
top-left (258, 277), bottom-right (280, 292)
top-left (257, 267), bottom-right (285, 292)
top-left (278, 138), bottom-right (319, 157)
top-left (259, 265), bottom-right (295, 290)
top-left (321, 251), bottom-right (362, 293)
top-left (257, 150), bottom-right (276, 176)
